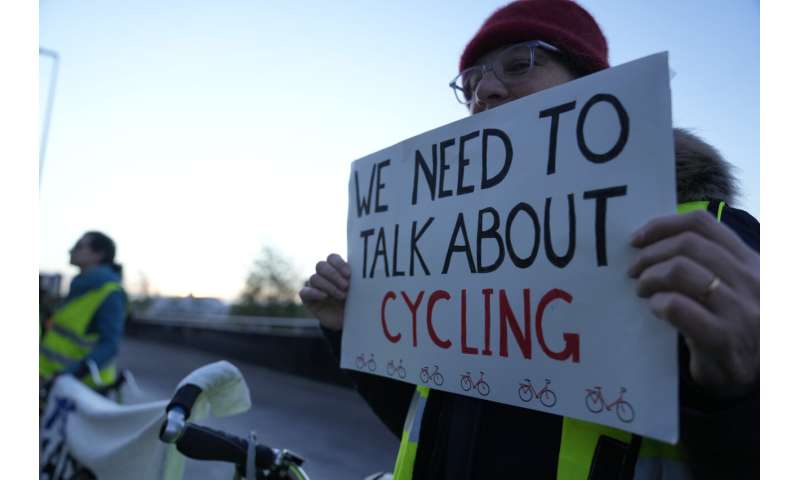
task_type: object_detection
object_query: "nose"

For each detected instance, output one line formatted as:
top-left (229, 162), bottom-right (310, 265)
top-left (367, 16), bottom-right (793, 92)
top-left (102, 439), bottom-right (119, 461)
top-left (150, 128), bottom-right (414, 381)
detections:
top-left (470, 70), bottom-right (510, 114)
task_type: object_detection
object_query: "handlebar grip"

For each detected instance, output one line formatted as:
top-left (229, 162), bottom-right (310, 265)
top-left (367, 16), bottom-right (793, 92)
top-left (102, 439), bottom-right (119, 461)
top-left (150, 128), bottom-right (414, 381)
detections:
top-left (166, 384), bottom-right (203, 417)
top-left (175, 423), bottom-right (278, 470)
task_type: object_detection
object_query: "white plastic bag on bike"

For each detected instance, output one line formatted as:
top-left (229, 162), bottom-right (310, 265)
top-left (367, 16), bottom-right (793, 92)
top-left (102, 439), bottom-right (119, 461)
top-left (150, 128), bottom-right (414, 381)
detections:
top-left (40, 361), bottom-right (251, 480)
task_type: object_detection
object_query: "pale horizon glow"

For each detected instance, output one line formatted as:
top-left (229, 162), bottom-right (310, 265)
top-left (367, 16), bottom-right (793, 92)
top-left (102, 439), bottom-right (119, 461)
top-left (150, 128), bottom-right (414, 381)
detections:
top-left (39, 0), bottom-right (759, 301)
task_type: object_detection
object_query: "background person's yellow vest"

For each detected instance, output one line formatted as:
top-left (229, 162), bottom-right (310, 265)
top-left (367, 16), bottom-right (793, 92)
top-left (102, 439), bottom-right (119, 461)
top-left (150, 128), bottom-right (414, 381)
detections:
top-left (39, 281), bottom-right (120, 387)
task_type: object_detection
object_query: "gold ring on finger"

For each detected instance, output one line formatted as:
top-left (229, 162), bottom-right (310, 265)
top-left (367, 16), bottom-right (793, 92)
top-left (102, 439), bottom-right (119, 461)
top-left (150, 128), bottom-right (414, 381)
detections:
top-left (703, 275), bottom-right (721, 301)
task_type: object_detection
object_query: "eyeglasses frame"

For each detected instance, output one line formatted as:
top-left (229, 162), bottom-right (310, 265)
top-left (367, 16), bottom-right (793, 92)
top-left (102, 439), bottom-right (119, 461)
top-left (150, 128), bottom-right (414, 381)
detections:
top-left (449, 40), bottom-right (561, 106)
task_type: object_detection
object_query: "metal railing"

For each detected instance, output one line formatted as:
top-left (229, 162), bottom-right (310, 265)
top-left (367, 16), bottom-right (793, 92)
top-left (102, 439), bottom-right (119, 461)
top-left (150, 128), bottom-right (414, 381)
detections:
top-left (132, 312), bottom-right (322, 338)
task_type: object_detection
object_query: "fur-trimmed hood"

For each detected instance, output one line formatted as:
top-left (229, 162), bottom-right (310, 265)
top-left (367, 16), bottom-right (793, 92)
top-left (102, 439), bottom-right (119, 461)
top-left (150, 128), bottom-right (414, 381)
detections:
top-left (674, 128), bottom-right (739, 205)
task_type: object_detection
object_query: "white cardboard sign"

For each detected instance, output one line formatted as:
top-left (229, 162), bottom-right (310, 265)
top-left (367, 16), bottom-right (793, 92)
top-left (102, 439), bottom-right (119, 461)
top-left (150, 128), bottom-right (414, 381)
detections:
top-left (343, 53), bottom-right (678, 443)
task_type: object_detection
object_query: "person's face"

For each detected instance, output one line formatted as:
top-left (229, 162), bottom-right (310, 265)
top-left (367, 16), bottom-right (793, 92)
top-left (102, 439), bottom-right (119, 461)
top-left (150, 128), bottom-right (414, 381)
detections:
top-left (468, 45), bottom-right (576, 115)
top-left (69, 235), bottom-right (102, 269)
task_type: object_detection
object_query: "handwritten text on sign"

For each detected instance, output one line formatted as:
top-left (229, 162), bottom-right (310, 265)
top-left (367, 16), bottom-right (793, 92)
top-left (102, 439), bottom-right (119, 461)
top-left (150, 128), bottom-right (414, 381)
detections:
top-left (343, 53), bottom-right (678, 443)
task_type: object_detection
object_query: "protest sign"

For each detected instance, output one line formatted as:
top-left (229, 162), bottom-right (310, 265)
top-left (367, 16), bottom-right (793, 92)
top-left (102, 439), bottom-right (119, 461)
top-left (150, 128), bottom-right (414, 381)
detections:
top-left (343, 53), bottom-right (678, 443)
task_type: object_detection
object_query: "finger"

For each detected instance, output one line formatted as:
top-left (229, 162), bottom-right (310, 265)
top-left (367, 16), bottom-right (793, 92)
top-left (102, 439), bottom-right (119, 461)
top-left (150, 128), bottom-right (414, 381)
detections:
top-left (299, 286), bottom-right (328, 304)
top-left (309, 273), bottom-right (347, 300)
top-left (635, 256), bottom-right (713, 299)
top-left (648, 292), bottom-right (725, 352)
top-left (628, 230), bottom-right (740, 287)
top-left (631, 210), bottom-right (752, 262)
top-left (316, 260), bottom-right (349, 290)
top-left (327, 253), bottom-right (351, 279)
top-left (635, 257), bottom-right (736, 312)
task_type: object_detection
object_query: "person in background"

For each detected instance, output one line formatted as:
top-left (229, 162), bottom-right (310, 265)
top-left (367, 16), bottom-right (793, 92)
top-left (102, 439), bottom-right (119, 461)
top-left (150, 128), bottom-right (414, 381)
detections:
top-left (40, 231), bottom-right (127, 388)
top-left (300, 1), bottom-right (759, 478)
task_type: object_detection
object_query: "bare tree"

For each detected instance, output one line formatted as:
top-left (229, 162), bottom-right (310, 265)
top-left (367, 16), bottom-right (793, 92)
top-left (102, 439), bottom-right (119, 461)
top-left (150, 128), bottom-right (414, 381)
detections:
top-left (233, 246), bottom-right (307, 317)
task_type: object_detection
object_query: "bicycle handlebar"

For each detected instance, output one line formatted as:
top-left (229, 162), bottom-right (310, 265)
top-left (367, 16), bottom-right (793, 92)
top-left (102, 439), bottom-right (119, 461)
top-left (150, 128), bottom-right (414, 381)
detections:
top-left (160, 381), bottom-right (307, 478)
top-left (174, 423), bottom-right (283, 470)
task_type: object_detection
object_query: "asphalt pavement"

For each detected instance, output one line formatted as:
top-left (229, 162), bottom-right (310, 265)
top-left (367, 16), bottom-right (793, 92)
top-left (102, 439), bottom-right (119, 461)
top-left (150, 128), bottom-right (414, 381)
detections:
top-left (117, 336), bottom-right (399, 480)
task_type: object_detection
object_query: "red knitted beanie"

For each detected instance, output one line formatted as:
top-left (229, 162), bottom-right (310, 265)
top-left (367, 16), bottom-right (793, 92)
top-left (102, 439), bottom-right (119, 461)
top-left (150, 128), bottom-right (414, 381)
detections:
top-left (460, 0), bottom-right (609, 74)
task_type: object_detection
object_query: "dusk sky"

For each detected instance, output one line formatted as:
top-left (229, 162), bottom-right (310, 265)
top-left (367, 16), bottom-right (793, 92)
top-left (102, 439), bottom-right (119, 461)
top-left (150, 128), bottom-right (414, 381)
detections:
top-left (39, 0), bottom-right (759, 301)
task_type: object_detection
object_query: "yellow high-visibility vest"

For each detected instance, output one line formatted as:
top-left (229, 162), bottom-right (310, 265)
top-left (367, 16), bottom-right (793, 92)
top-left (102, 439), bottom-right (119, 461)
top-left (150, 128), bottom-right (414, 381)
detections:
top-left (39, 281), bottom-right (121, 387)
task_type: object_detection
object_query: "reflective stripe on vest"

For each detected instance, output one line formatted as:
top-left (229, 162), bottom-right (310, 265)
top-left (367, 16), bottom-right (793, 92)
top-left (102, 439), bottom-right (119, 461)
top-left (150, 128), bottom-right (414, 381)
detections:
top-left (393, 386), bottom-right (430, 480)
top-left (391, 201), bottom-right (726, 479)
top-left (39, 281), bottom-right (120, 386)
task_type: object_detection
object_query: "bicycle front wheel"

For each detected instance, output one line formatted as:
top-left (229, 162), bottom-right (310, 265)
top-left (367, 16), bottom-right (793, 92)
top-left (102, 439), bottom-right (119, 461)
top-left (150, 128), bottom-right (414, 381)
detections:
top-left (477, 382), bottom-right (490, 396)
top-left (540, 389), bottom-right (557, 408)
top-left (616, 401), bottom-right (635, 423)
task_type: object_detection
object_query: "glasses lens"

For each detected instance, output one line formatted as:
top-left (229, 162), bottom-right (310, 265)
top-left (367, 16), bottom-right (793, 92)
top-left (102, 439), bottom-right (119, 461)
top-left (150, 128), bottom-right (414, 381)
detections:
top-left (498, 44), bottom-right (534, 81)
top-left (454, 67), bottom-right (483, 104)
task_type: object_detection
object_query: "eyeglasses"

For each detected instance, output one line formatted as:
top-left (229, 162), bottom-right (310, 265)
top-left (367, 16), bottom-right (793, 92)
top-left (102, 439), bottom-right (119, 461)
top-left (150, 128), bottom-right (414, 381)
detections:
top-left (449, 40), bottom-right (560, 105)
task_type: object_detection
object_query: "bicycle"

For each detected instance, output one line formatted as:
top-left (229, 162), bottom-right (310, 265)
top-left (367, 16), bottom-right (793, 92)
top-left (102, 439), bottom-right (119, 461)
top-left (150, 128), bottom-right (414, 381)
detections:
top-left (584, 386), bottom-right (635, 423)
top-left (419, 365), bottom-right (443, 386)
top-left (386, 359), bottom-right (406, 379)
top-left (355, 353), bottom-right (377, 372)
top-left (160, 383), bottom-right (308, 479)
top-left (517, 378), bottom-right (557, 407)
top-left (460, 371), bottom-right (491, 396)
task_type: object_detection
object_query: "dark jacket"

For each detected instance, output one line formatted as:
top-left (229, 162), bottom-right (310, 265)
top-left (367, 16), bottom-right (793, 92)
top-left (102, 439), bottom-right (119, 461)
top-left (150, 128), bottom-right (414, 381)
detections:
top-left (324, 129), bottom-right (759, 479)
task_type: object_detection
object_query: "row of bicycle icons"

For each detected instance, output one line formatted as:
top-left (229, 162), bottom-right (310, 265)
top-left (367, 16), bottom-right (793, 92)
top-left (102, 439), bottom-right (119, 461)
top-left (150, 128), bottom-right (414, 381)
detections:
top-left (354, 354), bottom-right (411, 379)
top-left (353, 354), bottom-right (635, 423)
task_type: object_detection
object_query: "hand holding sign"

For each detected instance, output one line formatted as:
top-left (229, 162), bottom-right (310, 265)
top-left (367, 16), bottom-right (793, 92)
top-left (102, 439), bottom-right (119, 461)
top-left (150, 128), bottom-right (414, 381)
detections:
top-left (628, 209), bottom-right (760, 397)
top-left (300, 254), bottom-right (351, 332)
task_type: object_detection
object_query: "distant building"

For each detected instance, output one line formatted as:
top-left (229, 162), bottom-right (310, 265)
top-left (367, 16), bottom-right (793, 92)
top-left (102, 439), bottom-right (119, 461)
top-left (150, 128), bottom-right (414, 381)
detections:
top-left (39, 273), bottom-right (63, 298)
top-left (141, 294), bottom-right (229, 318)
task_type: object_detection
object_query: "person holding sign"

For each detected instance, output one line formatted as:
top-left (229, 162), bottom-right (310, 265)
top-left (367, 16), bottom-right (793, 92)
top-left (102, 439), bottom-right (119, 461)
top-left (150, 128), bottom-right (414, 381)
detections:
top-left (300, 1), bottom-right (759, 478)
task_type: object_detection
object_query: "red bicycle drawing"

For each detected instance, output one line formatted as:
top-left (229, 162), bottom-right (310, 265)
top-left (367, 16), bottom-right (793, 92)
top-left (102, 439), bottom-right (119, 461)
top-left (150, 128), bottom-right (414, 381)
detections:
top-left (584, 386), bottom-right (635, 423)
top-left (355, 353), bottom-right (376, 372)
top-left (518, 378), bottom-right (557, 407)
top-left (460, 371), bottom-right (491, 396)
top-left (419, 365), bottom-right (444, 386)
top-left (386, 359), bottom-right (407, 379)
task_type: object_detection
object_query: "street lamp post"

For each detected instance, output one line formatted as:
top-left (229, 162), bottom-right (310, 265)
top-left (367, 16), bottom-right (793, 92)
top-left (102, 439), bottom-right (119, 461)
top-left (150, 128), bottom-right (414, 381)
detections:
top-left (39, 47), bottom-right (60, 187)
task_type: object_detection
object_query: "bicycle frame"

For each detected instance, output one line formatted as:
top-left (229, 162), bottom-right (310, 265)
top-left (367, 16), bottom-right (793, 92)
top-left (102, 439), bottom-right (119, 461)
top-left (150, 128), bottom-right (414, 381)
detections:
top-left (585, 386), bottom-right (635, 423)
top-left (520, 379), bottom-right (550, 399)
top-left (587, 387), bottom-right (625, 410)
